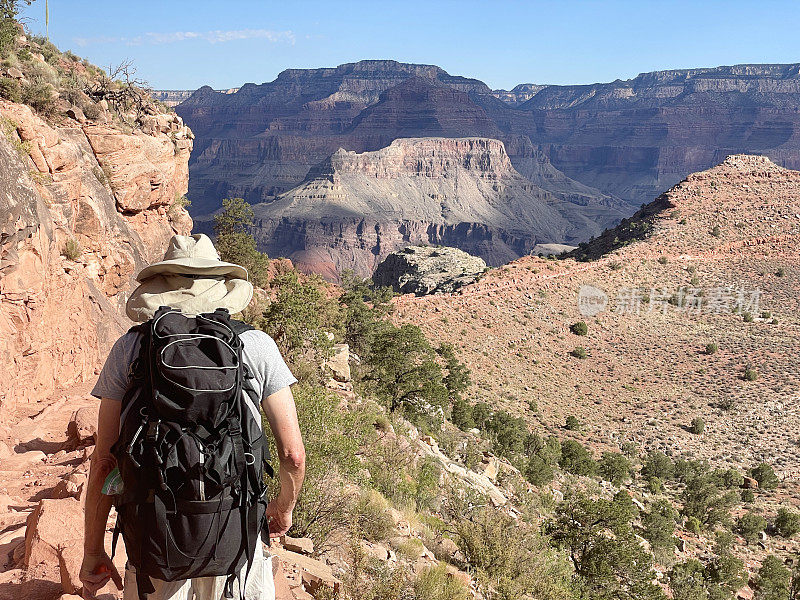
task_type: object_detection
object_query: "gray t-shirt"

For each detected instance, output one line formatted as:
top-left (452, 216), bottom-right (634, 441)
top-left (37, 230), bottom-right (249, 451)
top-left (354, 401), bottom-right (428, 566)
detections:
top-left (92, 328), bottom-right (297, 403)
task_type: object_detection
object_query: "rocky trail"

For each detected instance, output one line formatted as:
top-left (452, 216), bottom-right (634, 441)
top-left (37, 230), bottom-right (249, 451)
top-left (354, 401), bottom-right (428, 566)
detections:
top-left (0, 382), bottom-right (355, 600)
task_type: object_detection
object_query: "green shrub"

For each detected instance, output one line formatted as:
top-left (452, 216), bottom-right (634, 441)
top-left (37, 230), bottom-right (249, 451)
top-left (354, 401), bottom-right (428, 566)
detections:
top-left (609, 261), bottom-right (623, 270)
top-left (450, 398), bottom-right (475, 431)
top-left (774, 507), bottom-right (800, 539)
top-left (741, 489), bottom-right (755, 503)
top-left (705, 342), bottom-right (718, 355)
top-left (711, 225), bottom-right (721, 237)
top-left (775, 267), bottom-right (785, 277)
top-left (524, 455), bottom-right (554, 487)
top-left (751, 463), bottom-right (779, 490)
top-left (548, 491), bottom-right (665, 600)
top-left (689, 417), bottom-right (705, 435)
top-left (719, 468), bottom-right (744, 489)
top-left (457, 508), bottom-right (574, 600)
top-left (743, 311), bottom-right (754, 323)
top-left (642, 499), bottom-right (677, 552)
top-left (213, 197), bottom-right (271, 288)
top-left (680, 474), bottom-right (737, 529)
top-left (413, 564), bottom-right (468, 600)
top-left (354, 490), bottom-right (396, 542)
top-left (658, 256), bottom-right (668, 265)
top-left (685, 516), bottom-right (701, 534)
top-left (642, 450), bottom-right (675, 480)
top-left (569, 321), bottom-right (588, 336)
top-left (737, 511), bottom-right (767, 545)
top-left (647, 476), bottom-right (664, 494)
top-left (61, 238), bottom-right (81, 261)
top-left (0, 77), bottom-right (20, 102)
top-left (21, 79), bottom-right (55, 115)
top-left (559, 440), bottom-right (596, 476)
top-left (570, 346), bottom-right (587, 359)
top-left (743, 365), bottom-right (758, 381)
top-left (270, 383), bottom-right (373, 546)
top-left (756, 555), bottom-right (790, 600)
top-left (564, 415), bottom-right (581, 431)
top-left (598, 451), bottom-right (632, 485)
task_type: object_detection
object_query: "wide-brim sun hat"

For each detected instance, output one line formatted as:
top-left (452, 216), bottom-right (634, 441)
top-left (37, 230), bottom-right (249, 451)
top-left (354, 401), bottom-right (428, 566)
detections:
top-left (125, 234), bottom-right (254, 322)
top-left (135, 233), bottom-right (248, 282)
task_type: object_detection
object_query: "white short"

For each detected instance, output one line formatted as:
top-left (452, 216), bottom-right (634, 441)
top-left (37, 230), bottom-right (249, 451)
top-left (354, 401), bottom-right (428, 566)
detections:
top-left (122, 544), bottom-right (275, 600)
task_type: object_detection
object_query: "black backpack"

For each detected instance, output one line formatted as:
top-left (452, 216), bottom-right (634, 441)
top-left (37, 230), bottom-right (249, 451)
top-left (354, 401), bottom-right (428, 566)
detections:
top-left (111, 306), bottom-right (271, 599)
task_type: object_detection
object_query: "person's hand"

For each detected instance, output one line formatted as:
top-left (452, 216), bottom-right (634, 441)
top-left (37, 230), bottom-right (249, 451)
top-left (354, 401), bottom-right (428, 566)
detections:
top-left (265, 499), bottom-right (293, 538)
top-left (80, 550), bottom-right (122, 600)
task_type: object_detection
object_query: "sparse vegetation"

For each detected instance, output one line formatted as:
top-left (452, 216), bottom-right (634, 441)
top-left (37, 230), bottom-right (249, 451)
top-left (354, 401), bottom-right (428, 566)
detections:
top-left (61, 238), bottom-right (81, 261)
top-left (705, 342), bottom-right (718, 355)
top-left (737, 511), bottom-right (767, 545)
top-left (744, 364), bottom-right (758, 381)
top-left (751, 463), bottom-right (780, 490)
top-left (569, 320), bottom-right (588, 336)
top-left (564, 415), bottom-right (581, 431)
top-left (774, 507), bottom-right (800, 539)
top-left (570, 346), bottom-right (588, 359)
top-left (690, 416), bottom-right (706, 434)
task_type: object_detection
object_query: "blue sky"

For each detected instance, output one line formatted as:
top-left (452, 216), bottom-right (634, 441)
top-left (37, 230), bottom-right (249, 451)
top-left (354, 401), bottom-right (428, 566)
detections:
top-left (19, 0), bottom-right (800, 91)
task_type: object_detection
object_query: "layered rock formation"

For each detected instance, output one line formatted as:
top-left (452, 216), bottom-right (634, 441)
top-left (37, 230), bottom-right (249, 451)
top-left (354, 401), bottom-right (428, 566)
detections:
top-left (247, 137), bottom-right (590, 278)
top-left (176, 61), bottom-right (619, 218)
top-left (0, 99), bottom-right (192, 417)
top-left (177, 60), bottom-right (800, 217)
top-left (372, 245), bottom-right (487, 295)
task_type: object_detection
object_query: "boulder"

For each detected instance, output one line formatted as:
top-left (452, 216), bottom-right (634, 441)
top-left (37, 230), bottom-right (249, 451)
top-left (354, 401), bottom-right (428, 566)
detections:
top-left (742, 476), bottom-right (759, 489)
top-left (282, 535), bottom-right (314, 556)
top-left (373, 245), bottom-right (487, 296)
top-left (24, 498), bottom-right (83, 591)
top-left (271, 547), bottom-right (341, 595)
top-left (65, 106), bottom-right (86, 124)
top-left (58, 543), bottom-right (82, 595)
top-left (7, 66), bottom-right (23, 79)
top-left (324, 344), bottom-right (350, 383)
top-left (66, 407), bottom-right (96, 448)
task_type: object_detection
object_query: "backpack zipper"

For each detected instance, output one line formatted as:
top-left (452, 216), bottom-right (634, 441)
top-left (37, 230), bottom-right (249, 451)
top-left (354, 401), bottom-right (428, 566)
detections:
top-left (197, 440), bottom-right (206, 501)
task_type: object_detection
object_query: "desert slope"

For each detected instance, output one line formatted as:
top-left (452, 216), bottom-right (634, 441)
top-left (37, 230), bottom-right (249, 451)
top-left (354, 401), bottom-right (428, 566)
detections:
top-left (394, 155), bottom-right (800, 472)
top-left (247, 137), bottom-right (601, 278)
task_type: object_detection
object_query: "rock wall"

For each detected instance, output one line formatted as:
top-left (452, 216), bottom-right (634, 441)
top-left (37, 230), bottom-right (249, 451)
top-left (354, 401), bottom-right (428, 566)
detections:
top-left (177, 59), bottom-right (800, 217)
top-left (0, 100), bottom-right (192, 417)
top-left (247, 137), bottom-right (581, 278)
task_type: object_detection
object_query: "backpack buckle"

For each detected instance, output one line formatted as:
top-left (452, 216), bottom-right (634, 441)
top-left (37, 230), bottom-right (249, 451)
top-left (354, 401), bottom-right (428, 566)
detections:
top-left (146, 420), bottom-right (160, 442)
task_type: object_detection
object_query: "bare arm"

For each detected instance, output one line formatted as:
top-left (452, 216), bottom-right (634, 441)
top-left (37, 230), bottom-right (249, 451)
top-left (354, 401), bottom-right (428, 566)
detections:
top-left (261, 386), bottom-right (305, 537)
top-left (80, 398), bottom-right (123, 598)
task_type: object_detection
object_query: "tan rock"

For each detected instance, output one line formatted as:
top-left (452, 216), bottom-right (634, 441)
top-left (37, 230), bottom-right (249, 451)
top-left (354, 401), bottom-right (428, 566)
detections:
top-left (58, 542), bottom-right (83, 595)
top-left (282, 535), bottom-right (314, 556)
top-left (65, 106), bottom-right (86, 124)
top-left (66, 407), bottom-right (96, 448)
top-left (7, 66), bottom-right (23, 79)
top-left (742, 476), bottom-right (759, 489)
top-left (325, 343), bottom-right (350, 382)
top-left (271, 547), bottom-right (341, 595)
top-left (24, 498), bottom-right (83, 570)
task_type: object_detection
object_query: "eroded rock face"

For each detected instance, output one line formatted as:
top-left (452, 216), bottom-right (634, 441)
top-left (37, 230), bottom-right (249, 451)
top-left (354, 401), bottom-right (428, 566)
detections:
top-left (248, 137), bottom-right (583, 278)
top-left (373, 246), bottom-right (487, 295)
top-left (177, 60), bottom-right (800, 219)
top-left (176, 62), bottom-right (621, 219)
top-left (0, 99), bottom-right (192, 417)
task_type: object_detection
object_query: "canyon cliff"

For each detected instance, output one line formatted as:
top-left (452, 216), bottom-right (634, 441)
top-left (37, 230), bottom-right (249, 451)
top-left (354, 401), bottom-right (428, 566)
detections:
top-left (176, 61), bottom-right (620, 218)
top-left (176, 60), bottom-right (800, 219)
top-left (0, 99), bottom-right (192, 417)
top-left (246, 137), bottom-right (596, 278)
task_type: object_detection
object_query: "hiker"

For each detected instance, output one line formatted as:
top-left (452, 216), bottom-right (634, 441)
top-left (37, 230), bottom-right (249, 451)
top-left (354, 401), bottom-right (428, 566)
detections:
top-left (79, 234), bottom-right (306, 600)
